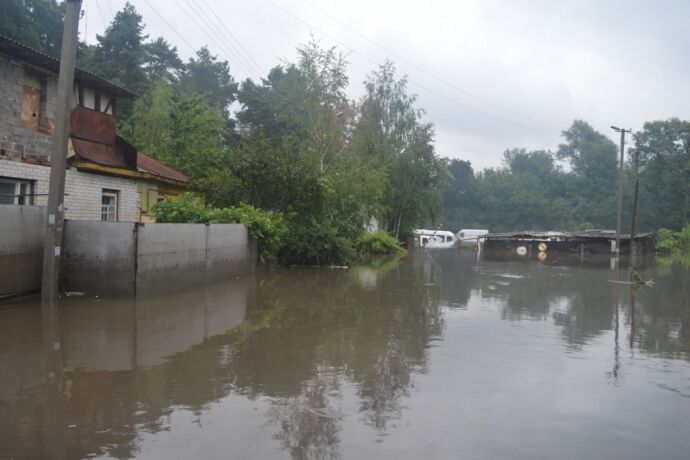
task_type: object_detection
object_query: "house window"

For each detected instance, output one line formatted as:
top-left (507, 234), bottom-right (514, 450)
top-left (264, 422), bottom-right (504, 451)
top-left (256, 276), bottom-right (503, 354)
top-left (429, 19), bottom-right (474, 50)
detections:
top-left (101, 190), bottom-right (119, 221)
top-left (0, 178), bottom-right (34, 205)
top-left (21, 74), bottom-right (47, 131)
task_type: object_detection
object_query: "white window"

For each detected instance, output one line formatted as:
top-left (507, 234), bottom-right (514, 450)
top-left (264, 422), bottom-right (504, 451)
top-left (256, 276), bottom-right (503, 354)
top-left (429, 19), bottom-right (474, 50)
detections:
top-left (101, 190), bottom-right (119, 221)
top-left (82, 86), bottom-right (96, 110)
top-left (0, 178), bottom-right (34, 205)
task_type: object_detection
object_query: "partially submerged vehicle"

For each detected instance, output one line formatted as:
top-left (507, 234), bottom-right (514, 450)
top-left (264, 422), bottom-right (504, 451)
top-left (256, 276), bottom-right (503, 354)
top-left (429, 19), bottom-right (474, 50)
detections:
top-left (455, 229), bottom-right (489, 247)
top-left (414, 229), bottom-right (458, 248)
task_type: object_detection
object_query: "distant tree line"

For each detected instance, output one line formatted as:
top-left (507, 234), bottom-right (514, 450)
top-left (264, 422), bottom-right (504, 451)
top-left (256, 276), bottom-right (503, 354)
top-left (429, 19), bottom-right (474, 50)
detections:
top-left (444, 119), bottom-right (690, 233)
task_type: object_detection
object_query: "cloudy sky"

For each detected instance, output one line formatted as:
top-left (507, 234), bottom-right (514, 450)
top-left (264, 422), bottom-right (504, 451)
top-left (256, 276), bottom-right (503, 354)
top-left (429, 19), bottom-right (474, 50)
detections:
top-left (82, 0), bottom-right (690, 169)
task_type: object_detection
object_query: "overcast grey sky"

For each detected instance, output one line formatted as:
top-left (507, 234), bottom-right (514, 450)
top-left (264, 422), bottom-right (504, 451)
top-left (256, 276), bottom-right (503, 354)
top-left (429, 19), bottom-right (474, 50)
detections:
top-left (83, 0), bottom-right (690, 169)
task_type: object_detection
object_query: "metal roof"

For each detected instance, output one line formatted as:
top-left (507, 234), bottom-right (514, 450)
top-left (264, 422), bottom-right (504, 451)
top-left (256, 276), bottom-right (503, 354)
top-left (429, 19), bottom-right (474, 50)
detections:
top-left (0, 34), bottom-right (136, 98)
top-left (137, 152), bottom-right (190, 184)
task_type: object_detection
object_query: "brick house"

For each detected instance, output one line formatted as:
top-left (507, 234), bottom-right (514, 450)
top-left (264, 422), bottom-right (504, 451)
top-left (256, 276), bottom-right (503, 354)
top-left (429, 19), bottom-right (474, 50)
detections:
top-left (0, 34), bottom-right (189, 222)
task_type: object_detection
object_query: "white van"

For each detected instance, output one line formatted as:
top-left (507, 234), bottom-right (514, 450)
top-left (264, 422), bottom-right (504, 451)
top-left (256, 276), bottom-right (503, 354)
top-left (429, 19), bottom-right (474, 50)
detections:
top-left (414, 229), bottom-right (458, 248)
top-left (455, 229), bottom-right (489, 247)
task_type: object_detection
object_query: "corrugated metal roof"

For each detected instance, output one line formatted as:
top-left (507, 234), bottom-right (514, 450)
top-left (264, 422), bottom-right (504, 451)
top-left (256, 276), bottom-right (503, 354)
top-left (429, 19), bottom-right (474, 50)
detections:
top-left (137, 152), bottom-right (190, 184)
top-left (0, 34), bottom-right (136, 98)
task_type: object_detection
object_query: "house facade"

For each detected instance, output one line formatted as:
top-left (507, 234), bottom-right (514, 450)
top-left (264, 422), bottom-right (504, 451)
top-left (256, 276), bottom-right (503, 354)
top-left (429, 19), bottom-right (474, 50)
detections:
top-left (0, 34), bottom-right (189, 222)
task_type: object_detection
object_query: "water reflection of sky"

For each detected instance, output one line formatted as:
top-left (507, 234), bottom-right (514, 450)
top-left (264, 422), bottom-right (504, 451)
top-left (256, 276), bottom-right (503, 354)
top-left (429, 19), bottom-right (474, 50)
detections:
top-left (1, 252), bottom-right (690, 459)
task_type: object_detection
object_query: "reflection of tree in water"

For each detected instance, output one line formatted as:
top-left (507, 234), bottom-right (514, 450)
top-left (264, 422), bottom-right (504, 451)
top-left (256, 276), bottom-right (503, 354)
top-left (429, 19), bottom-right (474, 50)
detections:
top-left (267, 371), bottom-right (342, 460)
top-left (226, 260), bottom-right (443, 452)
top-left (631, 262), bottom-right (690, 358)
top-left (430, 251), bottom-right (623, 348)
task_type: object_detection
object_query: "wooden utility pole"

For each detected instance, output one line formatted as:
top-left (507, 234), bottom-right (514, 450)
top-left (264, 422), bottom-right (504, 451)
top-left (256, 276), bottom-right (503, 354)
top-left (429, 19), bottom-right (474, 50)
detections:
top-left (630, 146), bottom-right (640, 260)
top-left (41, 0), bottom-right (82, 301)
top-left (611, 126), bottom-right (631, 258)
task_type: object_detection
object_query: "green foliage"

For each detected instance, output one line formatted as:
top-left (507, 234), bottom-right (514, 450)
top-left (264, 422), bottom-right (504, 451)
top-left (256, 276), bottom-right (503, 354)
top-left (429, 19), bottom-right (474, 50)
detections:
top-left (0, 0), bottom-right (64, 56)
top-left (151, 194), bottom-right (286, 263)
top-left (656, 226), bottom-right (690, 254)
top-left (79, 2), bottom-right (148, 105)
top-left (443, 121), bottom-right (620, 232)
top-left (634, 118), bottom-right (690, 230)
top-left (179, 46), bottom-right (238, 117)
top-left (278, 218), bottom-right (356, 266)
top-left (119, 80), bottom-right (229, 196)
top-left (357, 231), bottom-right (405, 256)
top-left (352, 61), bottom-right (448, 237)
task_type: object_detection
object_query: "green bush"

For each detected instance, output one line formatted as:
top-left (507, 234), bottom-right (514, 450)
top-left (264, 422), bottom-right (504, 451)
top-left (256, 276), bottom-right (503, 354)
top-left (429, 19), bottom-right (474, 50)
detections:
top-left (151, 194), bottom-right (287, 263)
top-left (356, 231), bottom-right (405, 256)
top-left (278, 218), bottom-right (356, 266)
top-left (656, 226), bottom-right (690, 254)
top-left (656, 228), bottom-right (679, 253)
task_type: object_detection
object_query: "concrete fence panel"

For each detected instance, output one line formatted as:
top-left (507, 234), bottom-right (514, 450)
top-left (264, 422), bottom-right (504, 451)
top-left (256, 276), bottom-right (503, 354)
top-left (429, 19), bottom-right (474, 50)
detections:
top-left (136, 223), bottom-right (208, 296)
top-left (205, 224), bottom-right (253, 283)
top-left (0, 205), bottom-right (46, 296)
top-left (1, 212), bottom-right (256, 298)
top-left (62, 221), bottom-right (137, 296)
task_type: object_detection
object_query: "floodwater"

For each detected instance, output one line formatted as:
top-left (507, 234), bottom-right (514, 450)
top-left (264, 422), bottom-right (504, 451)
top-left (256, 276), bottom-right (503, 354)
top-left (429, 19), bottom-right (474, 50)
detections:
top-left (1, 251), bottom-right (690, 460)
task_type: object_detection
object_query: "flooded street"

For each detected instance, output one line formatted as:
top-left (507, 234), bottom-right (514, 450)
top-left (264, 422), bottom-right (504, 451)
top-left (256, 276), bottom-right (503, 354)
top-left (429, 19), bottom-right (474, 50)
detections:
top-left (2, 251), bottom-right (690, 459)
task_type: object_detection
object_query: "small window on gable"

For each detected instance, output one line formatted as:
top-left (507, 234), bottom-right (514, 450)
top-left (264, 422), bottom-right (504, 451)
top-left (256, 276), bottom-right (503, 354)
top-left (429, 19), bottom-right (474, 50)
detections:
top-left (0, 177), bottom-right (35, 205)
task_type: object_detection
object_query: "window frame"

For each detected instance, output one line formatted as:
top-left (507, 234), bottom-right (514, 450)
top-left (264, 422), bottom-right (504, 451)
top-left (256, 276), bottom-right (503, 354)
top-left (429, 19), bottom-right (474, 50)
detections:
top-left (101, 189), bottom-right (119, 222)
top-left (0, 177), bottom-right (35, 205)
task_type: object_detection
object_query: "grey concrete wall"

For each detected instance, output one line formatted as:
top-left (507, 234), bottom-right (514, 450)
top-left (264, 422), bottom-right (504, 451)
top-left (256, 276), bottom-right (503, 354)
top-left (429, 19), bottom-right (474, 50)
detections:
top-left (206, 224), bottom-right (252, 283)
top-left (62, 220), bottom-right (137, 296)
top-left (136, 223), bottom-right (208, 296)
top-left (0, 204), bottom-right (46, 296)
top-left (1, 215), bottom-right (255, 298)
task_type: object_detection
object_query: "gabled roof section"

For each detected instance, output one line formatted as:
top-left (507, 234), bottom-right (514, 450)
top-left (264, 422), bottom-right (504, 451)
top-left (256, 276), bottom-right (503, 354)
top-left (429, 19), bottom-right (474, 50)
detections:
top-left (0, 34), bottom-right (136, 98)
top-left (137, 152), bottom-right (190, 184)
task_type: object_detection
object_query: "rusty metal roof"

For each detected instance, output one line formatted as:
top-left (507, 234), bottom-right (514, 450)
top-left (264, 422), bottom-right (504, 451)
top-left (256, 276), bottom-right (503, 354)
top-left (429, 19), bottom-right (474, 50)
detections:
top-left (137, 152), bottom-right (190, 184)
top-left (0, 34), bottom-right (136, 98)
top-left (70, 105), bottom-right (117, 144)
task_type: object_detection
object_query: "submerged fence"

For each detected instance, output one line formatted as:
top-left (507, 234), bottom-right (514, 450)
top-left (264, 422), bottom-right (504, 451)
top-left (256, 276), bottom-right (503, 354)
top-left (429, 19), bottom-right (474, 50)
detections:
top-left (0, 205), bottom-right (256, 297)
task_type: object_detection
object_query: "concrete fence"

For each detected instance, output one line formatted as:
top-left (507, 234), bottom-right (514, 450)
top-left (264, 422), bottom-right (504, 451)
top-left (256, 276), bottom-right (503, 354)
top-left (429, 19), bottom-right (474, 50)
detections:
top-left (0, 205), bottom-right (46, 296)
top-left (0, 204), bottom-right (257, 297)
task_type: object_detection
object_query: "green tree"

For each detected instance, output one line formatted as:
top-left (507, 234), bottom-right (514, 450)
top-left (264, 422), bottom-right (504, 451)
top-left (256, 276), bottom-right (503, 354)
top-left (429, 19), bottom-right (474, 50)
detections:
top-left (353, 61), bottom-right (447, 237)
top-left (79, 2), bottom-right (148, 116)
top-left (0, 0), bottom-right (64, 56)
top-left (557, 120), bottom-right (618, 229)
top-left (143, 37), bottom-right (183, 82)
top-left (120, 80), bottom-right (228, 196)
top-left (634, 118), bottom-right (690, 229)
top-left (179, 46), bottom-right (238, 115)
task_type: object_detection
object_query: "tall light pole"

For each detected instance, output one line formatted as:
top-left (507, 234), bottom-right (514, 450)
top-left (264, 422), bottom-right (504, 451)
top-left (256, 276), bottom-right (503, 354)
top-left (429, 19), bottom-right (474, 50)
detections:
top-left (611, 125), bottom-right (632, 258)
top-left (41, 0), bottom-right (82, 301)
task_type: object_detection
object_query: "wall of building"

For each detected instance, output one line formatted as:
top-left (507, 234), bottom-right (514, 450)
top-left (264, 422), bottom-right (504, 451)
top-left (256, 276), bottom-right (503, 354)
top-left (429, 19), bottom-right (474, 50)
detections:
top-left (0, 159), bottom-right (140, 221)
top-left (0, 54), bottom-right (57, 161)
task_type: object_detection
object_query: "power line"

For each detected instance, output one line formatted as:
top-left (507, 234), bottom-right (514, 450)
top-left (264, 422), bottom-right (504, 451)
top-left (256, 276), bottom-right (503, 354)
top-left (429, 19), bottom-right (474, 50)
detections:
top-left (94, 0), bottom-right (108, 31)
top-left (197, 0), bottom-right (265, 76)
top-left (301, 0), bottom-right (562, 130)
top-left (262, 0), bottom-right (560, 136)
top-left (140, 0), bottom-right (197, 53)
top-left (103, 0), bottom-right (115, 18)
top-left (184, 0), bottom-right (261, 78)
top-left (173, 0), bottom-right (258, 79)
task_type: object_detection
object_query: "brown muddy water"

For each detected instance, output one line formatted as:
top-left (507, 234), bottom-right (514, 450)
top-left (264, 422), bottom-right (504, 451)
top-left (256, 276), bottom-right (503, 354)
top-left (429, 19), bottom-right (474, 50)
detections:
top-left (1, 251), bottom-right (690, 459)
